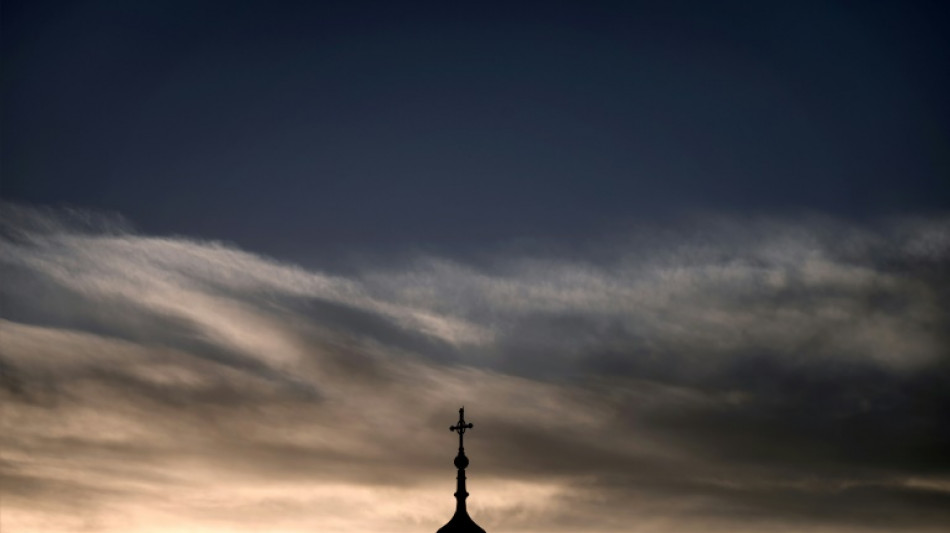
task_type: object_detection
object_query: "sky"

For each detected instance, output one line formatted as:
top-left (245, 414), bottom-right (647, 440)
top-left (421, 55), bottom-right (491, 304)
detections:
top-left (1, 1), bottom-right (949, 532)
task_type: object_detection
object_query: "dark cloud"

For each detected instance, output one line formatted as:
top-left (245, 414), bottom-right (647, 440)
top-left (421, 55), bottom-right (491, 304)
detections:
top-left (1, 203), bottom-right (948, 532)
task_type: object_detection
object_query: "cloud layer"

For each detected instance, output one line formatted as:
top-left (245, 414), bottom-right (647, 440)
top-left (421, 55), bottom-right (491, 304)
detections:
top-left (2, 203), bottom-right (949, 533)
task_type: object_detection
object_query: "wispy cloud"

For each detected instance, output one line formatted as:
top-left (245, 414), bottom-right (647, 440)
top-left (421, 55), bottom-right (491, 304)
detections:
top-left (2, 203), bottom-right (948, 532)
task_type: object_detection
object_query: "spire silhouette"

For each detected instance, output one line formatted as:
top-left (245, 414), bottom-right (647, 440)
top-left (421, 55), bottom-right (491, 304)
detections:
top-left (437, 407), bottom-right (486, 533)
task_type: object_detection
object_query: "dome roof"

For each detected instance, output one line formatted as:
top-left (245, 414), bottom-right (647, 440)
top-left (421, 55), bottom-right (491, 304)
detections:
top-left (437, 509), bottom-right (486, 533)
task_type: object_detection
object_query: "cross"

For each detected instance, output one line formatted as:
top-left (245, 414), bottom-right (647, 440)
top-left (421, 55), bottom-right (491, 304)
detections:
top-left (449, 407), bottom-right (473, 449)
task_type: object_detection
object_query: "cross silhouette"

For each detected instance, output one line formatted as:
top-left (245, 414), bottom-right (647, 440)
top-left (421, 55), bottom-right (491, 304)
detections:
top-left (449, 407), bottom-right (473, 449)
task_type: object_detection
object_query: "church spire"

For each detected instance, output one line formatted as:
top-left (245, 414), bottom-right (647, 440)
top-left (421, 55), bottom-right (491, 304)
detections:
top-left (437, 408), bottom-right (487, 533)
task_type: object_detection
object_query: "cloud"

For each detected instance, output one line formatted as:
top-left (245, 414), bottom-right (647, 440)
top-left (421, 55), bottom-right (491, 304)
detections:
top-left (1, 203), bottom-right (949, 532)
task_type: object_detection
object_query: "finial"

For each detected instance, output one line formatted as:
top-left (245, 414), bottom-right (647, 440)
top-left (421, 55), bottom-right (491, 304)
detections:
top-left (437, 407), bottom-right (486, 533)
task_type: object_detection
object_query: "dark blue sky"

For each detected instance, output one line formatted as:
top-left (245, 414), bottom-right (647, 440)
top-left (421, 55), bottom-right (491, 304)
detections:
top-left (3, 0), bottom-right (948, 256)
